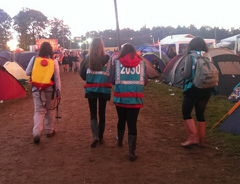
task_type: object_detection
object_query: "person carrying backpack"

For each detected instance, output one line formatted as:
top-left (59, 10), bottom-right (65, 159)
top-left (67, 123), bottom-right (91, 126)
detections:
top-left (26, 42), bottom-right (61, 144)
top-left (181, 37), bottom-right (215, 147)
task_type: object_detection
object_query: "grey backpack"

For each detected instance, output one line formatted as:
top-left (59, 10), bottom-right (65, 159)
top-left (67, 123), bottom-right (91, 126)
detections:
top-left (192, 53), bottom-right (219, 88)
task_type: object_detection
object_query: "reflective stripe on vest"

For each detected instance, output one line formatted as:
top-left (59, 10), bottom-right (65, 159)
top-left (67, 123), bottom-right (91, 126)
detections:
top-left (114, 60), bottom-right (145, 107)
top-left (31, 56), bottom-right (54, 90)
top-left (84, 60), bottom-right (112, 94)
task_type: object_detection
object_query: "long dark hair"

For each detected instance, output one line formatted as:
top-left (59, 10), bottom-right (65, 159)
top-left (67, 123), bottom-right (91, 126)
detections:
top-left (118, 43), bottom-right (138, 59)
top-left (38, 42), bottom-right (54, 59)
top-left (187, 37), bottom-right (208, 53)
top-left (86, 38), bottom-right (106, 71)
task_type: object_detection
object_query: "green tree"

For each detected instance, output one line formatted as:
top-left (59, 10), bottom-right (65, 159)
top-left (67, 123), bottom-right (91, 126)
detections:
top-left (13, 8), bottom-right (48, 50)
top-left (49, 18), bottom-right (71, 49)
top-left (0, 9), bottom-right (12, 50)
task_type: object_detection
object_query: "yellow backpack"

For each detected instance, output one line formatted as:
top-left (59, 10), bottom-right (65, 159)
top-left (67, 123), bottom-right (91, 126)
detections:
top-left (31, 56), bottom-right (54, 90)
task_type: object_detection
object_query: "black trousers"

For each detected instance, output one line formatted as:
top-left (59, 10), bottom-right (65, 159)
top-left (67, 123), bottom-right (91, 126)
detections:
top-left (88, 98), bottom-right (107, 139)
top-left (182, 96), bottom-right (210, 122)
top-left (116, 106), bottom-right (140, 136)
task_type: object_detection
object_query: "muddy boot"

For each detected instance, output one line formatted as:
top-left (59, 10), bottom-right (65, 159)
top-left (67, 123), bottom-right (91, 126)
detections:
top-left (181, 119), bottom-right (198, 147)
top-left (198, 121), bottom-right (206, 147)
top-left (117, 129), bottom-right (125, 147)
top-left (90, 119), bottom-right (99, 147)
top-left (99, 121), bottom-right (105, 145)
top-left (128, 135), bottom-right (138, 161)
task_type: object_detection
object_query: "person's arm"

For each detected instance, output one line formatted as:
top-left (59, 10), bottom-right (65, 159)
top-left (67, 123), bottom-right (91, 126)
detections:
top-left (54, 59), bottom-right (61, 92)
top-left (79, 59), bottom-right (87, 81)
top-left (144, 63), bottom-right (148, 86)
top-left (182, 55), bottom-right (193, 79)
top-left (25, 56), bottom-right (35, 76)
top-left (109, 57), bottom-right (115, 85)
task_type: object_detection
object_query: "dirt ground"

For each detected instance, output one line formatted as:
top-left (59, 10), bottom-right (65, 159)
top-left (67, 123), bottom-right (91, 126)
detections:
top-left (1, 65), bottom-right (240, 184)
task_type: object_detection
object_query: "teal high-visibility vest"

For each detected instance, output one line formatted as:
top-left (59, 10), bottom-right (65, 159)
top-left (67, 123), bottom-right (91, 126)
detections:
top-left (84, 60), bottom-right (112, 94)
top-left (114, 60), bottom-right (145, 107)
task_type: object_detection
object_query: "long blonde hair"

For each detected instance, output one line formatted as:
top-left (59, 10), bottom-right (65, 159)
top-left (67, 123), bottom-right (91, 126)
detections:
top-left (87, 37), bottom-right (106, 71)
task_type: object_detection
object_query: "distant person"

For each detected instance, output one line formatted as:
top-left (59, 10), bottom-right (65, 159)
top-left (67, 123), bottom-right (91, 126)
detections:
top-left (26, 42), bottom-right (61, 144)
top-left (80, 38), bottom-right (112, 147)
top-left (62, 52), bottom-right (69, 72)
top-left (68, 51), bottom-right (74, 71)
top-left (152, 56), bottom-right (161, 73)
top-left (167, 45), bottom-right (177, 59)
top-left (110, 43), bottom-right (148, 161)
top-left (181, 37), bottom-right (211, 147)
top-left (72, 51), bottom-right (80, 72)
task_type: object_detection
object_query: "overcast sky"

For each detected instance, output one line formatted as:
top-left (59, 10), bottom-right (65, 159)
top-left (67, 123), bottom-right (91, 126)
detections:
top-left (2, 0), bottom-right (240, 38)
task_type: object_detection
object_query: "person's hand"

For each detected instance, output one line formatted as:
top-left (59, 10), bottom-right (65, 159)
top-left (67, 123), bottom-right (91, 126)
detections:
top-left (56, 90), bottom-right (61, 100)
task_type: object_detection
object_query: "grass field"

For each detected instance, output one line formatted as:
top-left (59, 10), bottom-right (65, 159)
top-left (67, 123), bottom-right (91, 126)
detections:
top-left (145, 79), bottom-right (240, 154)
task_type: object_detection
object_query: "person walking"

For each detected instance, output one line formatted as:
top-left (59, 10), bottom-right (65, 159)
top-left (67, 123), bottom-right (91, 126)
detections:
top-left (26, 42), bottom-right (61, 144)
top-left (68, 51), bottom-right (74, 72)
top-left (80, 38), bottom-right (112, 148)
top-left (181, 37), bottom-right (212, 147)
top-left (111, 43), bottom-right (148, 161)
top-left (62, 52), bottom-right (69, 72)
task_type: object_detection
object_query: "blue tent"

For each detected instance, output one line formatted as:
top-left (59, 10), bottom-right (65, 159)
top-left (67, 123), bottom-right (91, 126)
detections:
top-left (218, 101), bottom-right (240, 135)
top-left (0, 51), bottom-right (37, 70)
top-left (142, 53), bottom-right (166, 73)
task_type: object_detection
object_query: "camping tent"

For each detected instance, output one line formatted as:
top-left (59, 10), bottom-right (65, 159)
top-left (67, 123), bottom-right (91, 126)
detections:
top-left (217, 34), bottom-right (240, 55)
top-left (0, 66), bottom-right (27, 101)
top-left (162, 48), bottom-right (240, 96)
top-left (228, 83), bottom-right (240, 102)
top-left (0, 50), bottom-right (12, 66)
top-left (161, 54), bottom-right (186, 88)
top-left (0, 51), bottom-right (37, 70)
top-left (3, 61), bottom-right (29, 80)
top-left (14, 52), bottom-right (37, 70)
top-left (141, 57), bottom-right (161, 79)
top-left (142, 53), bottom-right (166, 73)
top-left (159, 34), bottom-right (216, 58)
top-left (208, 48), bottom-right (240, 96)
top-left (214, 100), bottom-right (240, 135)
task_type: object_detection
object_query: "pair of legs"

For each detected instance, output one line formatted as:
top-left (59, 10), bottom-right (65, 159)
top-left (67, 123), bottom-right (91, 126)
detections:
top-left (182, 94), bottom-right (210, 147)
top-left (32, 91), bottom-right (56, 143)
top-left (72, 62), bottom-right (78, 72)
top-left (88, 97), bottom-right (107, 147)
top-left (116, 106), bottom-right (140, 161)
top-left (63, 64), bottom-right (69, 72)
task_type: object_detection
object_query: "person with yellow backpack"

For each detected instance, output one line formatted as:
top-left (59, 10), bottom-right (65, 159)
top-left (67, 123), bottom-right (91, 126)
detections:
top-left (26, 42), bottom-right (61, 144)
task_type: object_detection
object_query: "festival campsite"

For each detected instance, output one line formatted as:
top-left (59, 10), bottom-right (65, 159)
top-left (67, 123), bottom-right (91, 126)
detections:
top-left (1, 37), bottom-right (240, 183)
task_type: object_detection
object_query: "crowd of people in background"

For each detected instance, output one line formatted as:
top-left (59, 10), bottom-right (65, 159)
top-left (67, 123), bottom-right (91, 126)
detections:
top-left (55, 49), bottom-right (85, 73)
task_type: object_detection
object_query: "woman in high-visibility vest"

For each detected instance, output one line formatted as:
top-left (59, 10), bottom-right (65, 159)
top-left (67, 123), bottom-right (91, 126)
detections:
top-left (80, 38), bottom-right (112, 148)
top-left (111, 43), bottom-right (148, 161)
top-left (26, 42), bottom-right (61, 144)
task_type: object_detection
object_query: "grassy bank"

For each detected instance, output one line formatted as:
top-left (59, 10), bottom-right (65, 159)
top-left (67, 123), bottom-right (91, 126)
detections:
top-left (145, 79), bottom-right (240, 154)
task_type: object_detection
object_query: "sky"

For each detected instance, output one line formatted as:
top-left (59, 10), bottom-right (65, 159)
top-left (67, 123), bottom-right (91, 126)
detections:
top-left (2, 0), bottom-right (240, 39)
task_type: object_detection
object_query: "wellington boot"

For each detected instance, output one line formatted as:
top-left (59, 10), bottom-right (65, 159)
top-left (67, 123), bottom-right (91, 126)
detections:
top-left (198, 121), bottom-right (206, 147)
top-left (128, 135), bottom-right (138, 161)
top-left (90, 119), bottom-right (98, 139)
top-left (117, 129), bottom-right (125, 147)
top-left (181, 119), bottom-right (199, 147)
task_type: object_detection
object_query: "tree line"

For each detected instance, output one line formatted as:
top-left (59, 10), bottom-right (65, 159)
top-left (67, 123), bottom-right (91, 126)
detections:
top-left (1, 8), bottom-right (240, 51)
